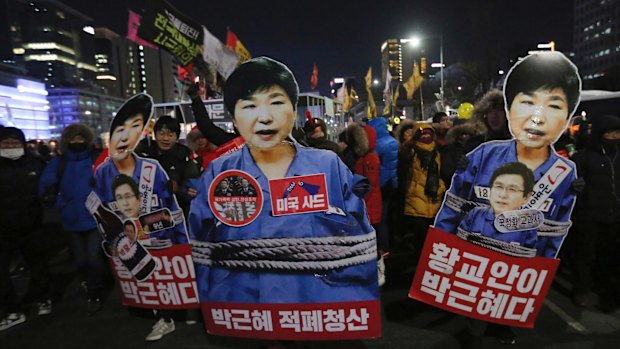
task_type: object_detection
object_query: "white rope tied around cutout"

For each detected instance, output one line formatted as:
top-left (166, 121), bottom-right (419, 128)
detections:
top-left (445, 192), bottom-right (570, 237)
top-left (457, 228), bottom-right (537, 258)
top-left (191, 232), bottom-right (377, 271)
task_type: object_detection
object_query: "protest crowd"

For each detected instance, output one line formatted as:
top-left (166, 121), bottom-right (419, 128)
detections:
top-left (0, 7), bottom-right (619, 345)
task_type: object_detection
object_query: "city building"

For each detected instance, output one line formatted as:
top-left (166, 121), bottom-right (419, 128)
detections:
top-left (1, 0), bottom-right (99, 89)
top-left (0, 69), bottom-right (50, 139)
top-left (381, 39), bottom-right (403, 82)
top-left (47, 87), bottom-right (124, 139)
top-left (574, 0), bottom-right (620, 88)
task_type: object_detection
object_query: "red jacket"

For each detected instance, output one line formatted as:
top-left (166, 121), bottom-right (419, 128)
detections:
top-left (351, 124), bottom-right (382, 224)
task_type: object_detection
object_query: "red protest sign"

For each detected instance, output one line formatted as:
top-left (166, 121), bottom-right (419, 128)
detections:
top-left (110, 244), bottom-right (199, 309)
top-left (208, 170), bottom-right (263, 227)
top-left (202, 300), bottom-right (381, 340)
top-left (202, 137), bottom-right (245, 168)
top-left (408, 228), bottom-right (559, 328)
top-left (268, 174), bottom-right (329, 216)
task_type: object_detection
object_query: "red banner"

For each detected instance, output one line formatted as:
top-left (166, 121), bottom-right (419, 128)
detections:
top-left (110, 244), bottom-right (199, 309)
top-left (409, 228), bottom-right (559, 328)
top-left (202, 300), bottom-right (381, 340)
top-left (268, 174), bottom-right (329, 216)
top-left (202, 136), bottom-right (245, 167)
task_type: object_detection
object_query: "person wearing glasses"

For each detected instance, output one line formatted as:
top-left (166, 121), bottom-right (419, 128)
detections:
top-left (434, 52), bottom-right (582, 260)
top-left (457, 162), bottom-right (538, 252)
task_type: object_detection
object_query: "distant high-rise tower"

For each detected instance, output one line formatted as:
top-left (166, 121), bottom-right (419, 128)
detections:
top-left (574, 0), bottom-right (620, 86)
top-left (381, 39), bottom-right (403, 82)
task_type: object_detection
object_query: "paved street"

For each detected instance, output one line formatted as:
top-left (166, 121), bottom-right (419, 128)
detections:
top-left (2, 246), bottom-right (620, 349)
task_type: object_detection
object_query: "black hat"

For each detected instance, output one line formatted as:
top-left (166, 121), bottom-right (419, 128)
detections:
top-left (0, 127), bottom-right (26, 144)
top-left (304, 117), bottom-right (327, 135)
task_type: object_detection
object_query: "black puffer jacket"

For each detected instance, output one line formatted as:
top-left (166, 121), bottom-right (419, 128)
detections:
top-left (0, 153), bottom-right (46, 234)
top-left (135, 140), bottom-right (200, 213)
top-left (571, 114), bottom-right (620, 223)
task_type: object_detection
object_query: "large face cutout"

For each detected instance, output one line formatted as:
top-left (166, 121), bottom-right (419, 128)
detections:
top-left (233, 85), bottom-right (295, 149)
top-left (508, 88), bottom-right (569, 149)
top-left (108, 93), bottom-right (153, 160)
top-left (503, 52), bottom-right (581, 150)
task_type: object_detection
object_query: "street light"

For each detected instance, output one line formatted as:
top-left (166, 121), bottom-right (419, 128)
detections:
top-left (401, 35), bottom-right (444, 111)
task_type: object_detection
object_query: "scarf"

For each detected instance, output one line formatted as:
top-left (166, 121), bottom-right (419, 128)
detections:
top-left (414, 143), bottom-right (440, 202)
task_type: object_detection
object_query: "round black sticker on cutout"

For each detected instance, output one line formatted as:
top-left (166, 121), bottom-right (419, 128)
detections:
top-left (208, 170), bottom-right (263, 227)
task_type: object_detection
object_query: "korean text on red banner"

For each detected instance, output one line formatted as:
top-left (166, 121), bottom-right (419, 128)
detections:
top-left (409, 228), bottom-right (559, 328)
top-left (203, 300), bottom-right (381, 340)
top-left (111, 244), bottom-right (199, 309)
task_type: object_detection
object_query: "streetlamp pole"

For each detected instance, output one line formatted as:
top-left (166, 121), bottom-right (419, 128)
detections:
top-left (439, 35), bottom-right (445, 111)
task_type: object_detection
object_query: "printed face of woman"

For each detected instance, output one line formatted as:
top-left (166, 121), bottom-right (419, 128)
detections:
top-left (508, 88), bottom-right (569, 149)
top-left (109, 115), bottom-right (144, 160)
top-left (233, 86), bottom-right (295, 149)
top-left (114, 183), bottom-right (140, 219)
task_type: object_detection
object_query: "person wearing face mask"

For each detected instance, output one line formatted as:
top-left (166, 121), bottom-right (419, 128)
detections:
top-left (38, 123), bottom-right (105, 315)
top-left (568, 114), bottom-right (620, 311)
top-left (399, 122), bottom-right (446, 262)
top-left (0, 127), bottom-right (52, 331)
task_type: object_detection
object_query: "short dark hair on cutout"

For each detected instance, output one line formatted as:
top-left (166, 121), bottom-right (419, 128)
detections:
top-left (223, 57), bottom-right (299, 118)
top-left (154, 115), bottom-right (180, 136)
top-left (110, 94), bottom-right (152, 135)
top-left (504, 52), bottom-right (581, 117)
top-left (112, 174), bottom-right (140, 198)
top-left (490, 162), bottom-right (535, 196)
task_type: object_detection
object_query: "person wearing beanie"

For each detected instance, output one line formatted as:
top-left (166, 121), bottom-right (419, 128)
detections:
top-left (304, 116), bottom-right (341, 155)
top-left (0, 127), bottom-right (52, 331)
top-left (39, 123), bottom-right (104, 314)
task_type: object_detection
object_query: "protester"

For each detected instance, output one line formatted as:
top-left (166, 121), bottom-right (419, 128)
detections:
top-left (93, 94), bottom-right (189, 341)
top-left (39, 123), bottom-right (104, 315)
top-left (398, 122), bottom-right (446, 260)
top-left (187, 82), bottom-right (239, 146)
top-left (439, 122), bottom-right (486, 185)
top-left (185, 128), bottom-right (216, 170)
top-left (343, 123), bottom-right (384, 284)
top-left (569, 114), bottom-right (620, 311)
top-left (465, 89), bottom-right (511, 153)
top-left (189, 57), bottom-right (378, 303)
top-left (0, 127), bottom-right (52, 331)
top-left (434, 51), bottom-right (582, 346)
top-left (431, 111), bottom-right (453, 148)
top-left (304, 115), bottom-right (342, 155)
top-left (368, 116), bottom-right (398, 254)
top-left (135, 115), bottom-right (201, 214)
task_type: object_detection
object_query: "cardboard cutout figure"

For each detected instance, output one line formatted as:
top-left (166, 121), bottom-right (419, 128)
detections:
top-left (189, 57), bottom-right (381, 340)
top-left (409, 51), bottom-right (582, 327)
top-left (87, 93), bottom-right (197, 309)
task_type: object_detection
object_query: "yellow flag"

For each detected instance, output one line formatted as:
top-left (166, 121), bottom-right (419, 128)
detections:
top-left (365, 67), bottom-right (372, 90)
top-left (403, 61), bottom-right (424, 101)
top-left (343, 85), bottom-right (352, 112)
top-left (367, 91), bottom-right (377, 118)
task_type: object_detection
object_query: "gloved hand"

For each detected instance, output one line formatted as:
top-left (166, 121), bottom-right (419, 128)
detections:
top-left (186, 82), bottom-right (200, 100)
top-left (456, 155), bottom-right (469, 171)
top-left (571, 177), bottom-right (586, 193)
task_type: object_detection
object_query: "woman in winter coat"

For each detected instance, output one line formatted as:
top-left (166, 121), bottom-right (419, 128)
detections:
top-left (344, 123), bottom-right (382, 226)
top-left (39, 123), bottom-right (104, 314)
top-left (398, 122), bottom-right (446, 260)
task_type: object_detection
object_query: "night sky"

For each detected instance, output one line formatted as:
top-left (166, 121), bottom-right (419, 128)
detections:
top-left (62, 0), bottom-right (574, 94)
